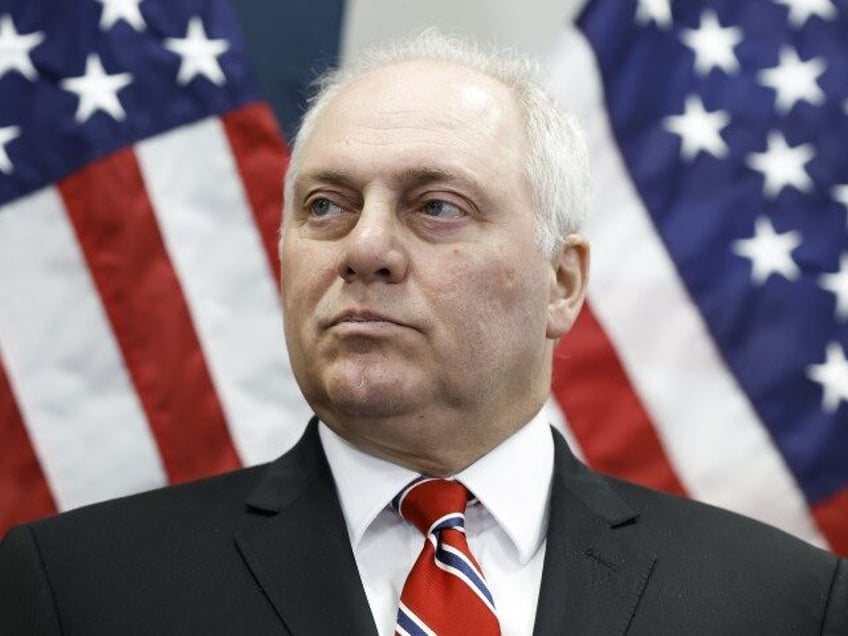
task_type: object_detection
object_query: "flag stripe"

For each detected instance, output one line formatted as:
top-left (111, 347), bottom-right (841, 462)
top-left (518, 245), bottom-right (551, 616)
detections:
top-left (220, 109), bottom-right (314, 460)
top-left (811, 487), bottom-right (848, 556)
top-left (0, 354), bottom-right (57, 529)
top-left (58, 149), bottom-right (242, 484)
top-left (0, 187), bottom-right (167, 511)
top-left (547, 22), bottom-right (827, 548)
top-left (135, 116), bottom-right (304, 467)
top-left (553, 304), bottom-right (686, 495)
top-left (221, 103), bottom-right (289, 280)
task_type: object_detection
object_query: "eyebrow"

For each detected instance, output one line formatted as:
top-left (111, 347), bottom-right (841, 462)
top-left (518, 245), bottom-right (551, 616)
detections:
top-left (297, 167), bottom-right (477, 192)
top-left (297, 169), bottom-right (357, 190)
top-left (396, 167), bottom-right (454, 189)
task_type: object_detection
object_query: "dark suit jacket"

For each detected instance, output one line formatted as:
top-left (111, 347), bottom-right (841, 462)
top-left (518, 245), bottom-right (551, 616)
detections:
top-left (1, 418), bottom-right (846, 635)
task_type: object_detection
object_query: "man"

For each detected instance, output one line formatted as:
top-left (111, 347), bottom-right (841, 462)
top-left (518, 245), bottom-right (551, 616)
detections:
top-left (1, 31), bottom-right (846, 636)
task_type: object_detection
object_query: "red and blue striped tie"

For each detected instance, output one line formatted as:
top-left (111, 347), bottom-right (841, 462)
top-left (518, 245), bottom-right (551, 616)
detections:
top-left (393, 477), bottom-right (501, 636)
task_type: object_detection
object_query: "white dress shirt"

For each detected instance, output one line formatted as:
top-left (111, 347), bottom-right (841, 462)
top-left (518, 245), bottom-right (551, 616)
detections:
top-left (319, 410), bottom-right (554, 636)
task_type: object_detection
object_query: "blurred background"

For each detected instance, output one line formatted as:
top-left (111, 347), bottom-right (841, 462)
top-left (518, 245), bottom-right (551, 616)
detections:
top-left (1, 0), bottom-right (846, 554)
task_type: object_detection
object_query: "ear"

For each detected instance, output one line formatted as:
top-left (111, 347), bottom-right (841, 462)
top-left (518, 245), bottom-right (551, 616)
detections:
top-left (546, 234), bottom-right (590, 339)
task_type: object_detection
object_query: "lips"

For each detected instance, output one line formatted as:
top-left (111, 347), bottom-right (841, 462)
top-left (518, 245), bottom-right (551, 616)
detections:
top-left (326, 309), bottom-right (414, 331)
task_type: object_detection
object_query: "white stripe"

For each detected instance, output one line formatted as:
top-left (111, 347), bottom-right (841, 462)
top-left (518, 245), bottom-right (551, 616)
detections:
top-left (547, 25), bottom-right (826, 548)
top-left (0, 187), bottom-right (167, 510)
top-left (136, 117), bottom-right (311, 466)
top-left (397, 602), bottom-right (437, 636)
top-left (435, 543), bottom-right (497, 614)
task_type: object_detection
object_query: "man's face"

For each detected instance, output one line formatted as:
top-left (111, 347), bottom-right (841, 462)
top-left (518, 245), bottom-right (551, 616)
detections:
top-left (280, 60), bottom-right (586, 462)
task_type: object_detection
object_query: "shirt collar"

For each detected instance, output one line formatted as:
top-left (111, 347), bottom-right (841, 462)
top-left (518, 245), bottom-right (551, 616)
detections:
top-left (455, 409), bottom-right (553, 564)
top-left (318, 408), bottom-right (554, 565)
top-left (319, 423), bottom-right (418, 549)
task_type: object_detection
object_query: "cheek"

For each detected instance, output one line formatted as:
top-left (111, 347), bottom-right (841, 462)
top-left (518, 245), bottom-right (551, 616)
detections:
top-left (488, 267), bottom-right (547, 341)
top-left (485, 242), bottom-right (548, 309)
top-left (281, 244), bottom-right (337, 332)
top-left (432, 247), bottom-right (548, 349)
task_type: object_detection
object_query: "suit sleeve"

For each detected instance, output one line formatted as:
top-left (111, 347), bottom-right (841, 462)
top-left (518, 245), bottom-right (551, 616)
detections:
top-left (822, 557), bottom-right (848, 636)
top-left (0, 525), bottom-right (62, 635)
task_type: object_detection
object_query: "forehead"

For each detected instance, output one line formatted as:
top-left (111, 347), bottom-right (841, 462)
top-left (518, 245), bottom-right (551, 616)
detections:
top-left (297, 60), bottom-right (528, 188)
top-left (330, 59), bottom-right (517, 120)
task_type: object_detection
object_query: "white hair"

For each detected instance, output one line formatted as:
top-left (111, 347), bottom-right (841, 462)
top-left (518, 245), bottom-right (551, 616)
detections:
top-left (283, 29), bottom-right (590, 257)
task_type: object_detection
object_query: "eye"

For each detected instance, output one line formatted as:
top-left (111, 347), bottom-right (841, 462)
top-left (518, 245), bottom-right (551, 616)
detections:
top-left (421, 199), bottom-right (465, 219)
top-left (308, 197), bottom-right (345, 217)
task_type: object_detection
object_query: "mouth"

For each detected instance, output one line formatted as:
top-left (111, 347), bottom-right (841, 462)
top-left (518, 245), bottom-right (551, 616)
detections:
top-left (326, 309), bottom-right (414, 332)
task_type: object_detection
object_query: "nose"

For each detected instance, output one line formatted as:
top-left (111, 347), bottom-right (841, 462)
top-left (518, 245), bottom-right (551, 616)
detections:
top-left (337, 201), bottom-right (409, 284)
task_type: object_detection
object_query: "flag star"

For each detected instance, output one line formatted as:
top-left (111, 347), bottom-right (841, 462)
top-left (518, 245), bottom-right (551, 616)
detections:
top-left (164, 17), bottom-right (229, 86)
top-left (806, 342), bottom-right (848, 414)
top-left (0, 125), bottom-right (21, 174)
top-left (95, 0), bottom-right (146, 31)
top-left (60, 54), bottom-right (133, 122)
top-left (833, 185), bottom-right (848, 227)
top-left (663, 95), bottom-right (729, 160)
top-left (746, 131), bottom-right (814, 198)
top-left (819, 254), bottom-right (848, 321)
top-left (635, 0), bottom-right (673, 29)
top-left (0, 14), bottom-right (45, 80)
top-left (680, 10), bottom-right (743, 76)
top-left (773, 0), bottom-right (836, 28)
top-left (757, 46), bottom-right (826, 114)
top-left (732, 216), bottom-right (802, 284)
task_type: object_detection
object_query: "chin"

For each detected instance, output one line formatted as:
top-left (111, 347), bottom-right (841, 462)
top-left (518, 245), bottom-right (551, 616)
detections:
top-left (319, 369), bottom-right (424, 419)
top-left (328, 386), bottom-right (418, 419)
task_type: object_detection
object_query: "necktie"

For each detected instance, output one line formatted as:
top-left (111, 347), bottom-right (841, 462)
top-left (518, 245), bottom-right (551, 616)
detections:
top-left (392, 477), bottom-right (501, 636)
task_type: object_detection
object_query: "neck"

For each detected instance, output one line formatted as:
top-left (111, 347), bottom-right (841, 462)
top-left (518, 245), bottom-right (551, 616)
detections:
top-left (318, 399), bottom-right (545, 475)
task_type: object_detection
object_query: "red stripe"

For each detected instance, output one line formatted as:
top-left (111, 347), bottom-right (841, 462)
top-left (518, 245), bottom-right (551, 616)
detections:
top-left (222, 102), bottom-right (289, 280)
top-left (811, 487), bottom-right (848, 556)
top-left (58, 148), bottom-right (241, 484)
top-left (0, 353), bottom-right (57, 534)
top-left (552, 302), bottom-right (687, 495)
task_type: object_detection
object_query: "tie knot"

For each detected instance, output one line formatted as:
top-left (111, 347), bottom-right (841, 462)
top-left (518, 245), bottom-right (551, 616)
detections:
top-left (393, 478), bottom-right (470, 537)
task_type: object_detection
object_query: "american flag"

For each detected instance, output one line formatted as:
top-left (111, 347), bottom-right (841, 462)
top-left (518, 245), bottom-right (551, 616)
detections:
top-left (549, 0), bottom-right (847, 555)
top-left (0, 0), bottom-right (332, 532)
top-left (1, 0), bottom-right (846, 557)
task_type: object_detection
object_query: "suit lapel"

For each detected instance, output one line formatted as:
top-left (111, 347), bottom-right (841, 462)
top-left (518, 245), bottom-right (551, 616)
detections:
top-left (234, 420), bottom-right (655, 635)
top-left (533, 431), bottom-right (656, 636)
top-left (235, 418), bottom-right (378, 636)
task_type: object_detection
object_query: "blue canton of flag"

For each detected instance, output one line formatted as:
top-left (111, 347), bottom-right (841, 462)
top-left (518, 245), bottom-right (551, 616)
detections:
top-left (576, 0), bottom-right (848, 551)
top-left (0, 0), bottom-right (258, 205)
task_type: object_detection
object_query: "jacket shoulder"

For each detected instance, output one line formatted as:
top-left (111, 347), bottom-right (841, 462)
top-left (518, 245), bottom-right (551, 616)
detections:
top-left (603, 476), bottom-right (846, 634)
top-left (607, 475), bottom-right (833, 564)
top-left (26, 463), bottom-right (268, 540)
top-left (0, 463), bottom-right (289, 635)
